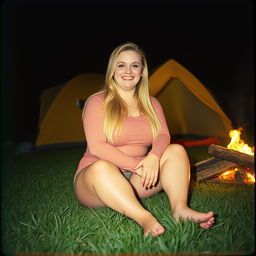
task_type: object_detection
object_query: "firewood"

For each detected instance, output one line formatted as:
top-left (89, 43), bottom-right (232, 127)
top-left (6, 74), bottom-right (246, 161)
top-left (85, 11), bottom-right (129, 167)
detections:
top-left (192, 157), bottom-right (238, 181)
top-left (234, 168), bottom-right (247, 182)
top-left (208, 144), bottom-right (254, 170)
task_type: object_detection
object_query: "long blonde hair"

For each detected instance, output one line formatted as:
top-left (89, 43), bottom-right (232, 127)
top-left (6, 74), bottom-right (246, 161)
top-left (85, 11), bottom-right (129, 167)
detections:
top-left (103, 42), bottom-right (161, 143)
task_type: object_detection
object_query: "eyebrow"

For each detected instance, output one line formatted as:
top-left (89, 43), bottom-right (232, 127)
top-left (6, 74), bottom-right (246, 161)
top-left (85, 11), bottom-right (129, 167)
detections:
top-left (117, 61), bottom-right (141, 64)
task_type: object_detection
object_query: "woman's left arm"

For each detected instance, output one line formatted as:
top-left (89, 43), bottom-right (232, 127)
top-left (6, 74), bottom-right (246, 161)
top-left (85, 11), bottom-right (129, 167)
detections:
top-left (149, 97), bottom-right (170, 158)
top-left (136, 97), bottom-right (170, 188)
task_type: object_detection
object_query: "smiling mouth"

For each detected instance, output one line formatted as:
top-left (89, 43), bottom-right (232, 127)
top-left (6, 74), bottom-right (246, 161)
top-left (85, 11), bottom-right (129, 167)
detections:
top-left (122, 76), bottom-right (134, 80)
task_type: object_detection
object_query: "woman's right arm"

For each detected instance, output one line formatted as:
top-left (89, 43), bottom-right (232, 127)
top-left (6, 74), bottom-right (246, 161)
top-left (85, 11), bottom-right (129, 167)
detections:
top-left (83, 95), bottom-right (140, 171)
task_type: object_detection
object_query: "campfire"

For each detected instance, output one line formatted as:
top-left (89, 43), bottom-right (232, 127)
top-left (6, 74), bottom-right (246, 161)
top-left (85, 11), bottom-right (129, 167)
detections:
top-left (227, 128), bottom-right (254, 156)
top-left (218, 168), bottom-right (255, 184)
top-left (218, 128), bottom-right (255, 184)
top-left (194, 128), bottom-right (255, 184)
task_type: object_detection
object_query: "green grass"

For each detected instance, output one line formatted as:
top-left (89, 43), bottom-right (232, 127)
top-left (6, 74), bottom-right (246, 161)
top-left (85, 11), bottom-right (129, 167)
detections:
top-left (1, 146), bottom-right (255, 255)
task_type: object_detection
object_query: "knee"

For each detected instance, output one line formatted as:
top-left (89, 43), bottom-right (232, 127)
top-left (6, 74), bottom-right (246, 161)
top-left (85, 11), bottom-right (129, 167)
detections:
top-left (160, 144), bottom-right (188, 167)
top-left (164, 144), bottom-right (187, 157)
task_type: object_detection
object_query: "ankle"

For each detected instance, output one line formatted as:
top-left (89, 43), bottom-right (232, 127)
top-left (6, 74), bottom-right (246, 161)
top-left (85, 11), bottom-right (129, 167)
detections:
top-left (171, 202), bottom-right (187, 213)
top-left (135, 211), bottom-right (154, 226)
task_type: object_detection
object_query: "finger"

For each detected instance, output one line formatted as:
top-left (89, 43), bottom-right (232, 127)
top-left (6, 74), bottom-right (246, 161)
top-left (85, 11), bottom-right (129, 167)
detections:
top-left (144, 171), bottom-right (153, 188)
top-left (150, 175), bottom-right (157, 188)
top-left (144, 175), bottom-right (150, 188)
top-left (141, 171), bottom-right (146, 186)
top-left (141, 169), bottom-right (147, 187)
top-left (146, 173), bottom-right (154, 188)
top-left (152, 173), bottom-right (158, 186)
top-left (146, 171), bottom-right (158, 188)
top-left (141, 175), bottom-right (146, 187)
top-left (147, 179), bottom-right (154, 189)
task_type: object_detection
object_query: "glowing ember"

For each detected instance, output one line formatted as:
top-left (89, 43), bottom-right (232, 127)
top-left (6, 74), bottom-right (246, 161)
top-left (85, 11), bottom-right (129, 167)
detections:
top-left (219, 167), bottom-right (255, 184)
top-left (218, 128), bottom-right (255, 184)
top-left (220, 169), bottom-right (236, 180)
top-left (247, 173), bottom-right (255, 183)
top-left (219, 169), bottom-right (236, 181)
top-left (227, 128), bottom-right (254, 156)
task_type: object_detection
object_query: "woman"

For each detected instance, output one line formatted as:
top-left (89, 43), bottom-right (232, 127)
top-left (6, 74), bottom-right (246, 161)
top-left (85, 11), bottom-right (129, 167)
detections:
top-left (74, 42), bottom-right (215, 236)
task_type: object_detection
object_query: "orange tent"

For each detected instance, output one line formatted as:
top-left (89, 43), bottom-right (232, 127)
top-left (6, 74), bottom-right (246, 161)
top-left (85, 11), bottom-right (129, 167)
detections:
top-left (35, 60), bottom-right (232, 149)
top-left (149, 59), bottom-right (232, 140)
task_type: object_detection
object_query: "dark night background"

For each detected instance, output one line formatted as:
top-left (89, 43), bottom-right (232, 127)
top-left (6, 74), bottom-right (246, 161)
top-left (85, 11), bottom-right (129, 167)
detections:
top-left (1, 0), bottom-right (254, 146)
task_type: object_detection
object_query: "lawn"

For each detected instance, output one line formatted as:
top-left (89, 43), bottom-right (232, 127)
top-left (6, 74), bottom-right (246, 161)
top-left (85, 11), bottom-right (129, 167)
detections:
top-left (1, 145), bottom-right (255, 255)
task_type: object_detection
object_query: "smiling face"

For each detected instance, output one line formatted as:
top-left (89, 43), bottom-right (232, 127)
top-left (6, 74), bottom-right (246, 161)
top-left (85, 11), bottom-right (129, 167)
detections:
top-left (113, 50), bottom-right (143, 92)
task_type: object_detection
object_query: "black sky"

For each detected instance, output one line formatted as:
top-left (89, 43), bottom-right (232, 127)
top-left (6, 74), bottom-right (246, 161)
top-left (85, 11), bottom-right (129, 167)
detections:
top-left (2, 0), bottom-right (254, 143)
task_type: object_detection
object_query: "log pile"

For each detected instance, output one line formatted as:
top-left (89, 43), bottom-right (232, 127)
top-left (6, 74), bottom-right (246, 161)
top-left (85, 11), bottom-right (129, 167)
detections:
top-left (193, 144), bottom-right (255, 181)
top-left (208, 144), bottom-right (254, 169)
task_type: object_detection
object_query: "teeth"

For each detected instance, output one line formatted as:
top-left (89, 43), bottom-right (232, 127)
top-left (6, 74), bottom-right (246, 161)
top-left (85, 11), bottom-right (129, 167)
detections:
top-left (122, 76), bottom-right (134, 80)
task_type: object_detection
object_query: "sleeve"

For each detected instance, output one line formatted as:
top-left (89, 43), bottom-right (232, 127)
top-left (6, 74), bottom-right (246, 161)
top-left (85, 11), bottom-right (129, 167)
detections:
top-left (83, 95), bottom-right (141, 171)
top-left (148, 97), bottom-right (171, 158)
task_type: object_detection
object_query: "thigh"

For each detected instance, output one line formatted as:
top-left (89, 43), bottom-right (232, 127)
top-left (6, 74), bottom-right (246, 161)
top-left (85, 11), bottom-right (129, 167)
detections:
top-left (74, 166), bottom-right (106, 208)
top-left (129, 173), bottom-right (162, 199)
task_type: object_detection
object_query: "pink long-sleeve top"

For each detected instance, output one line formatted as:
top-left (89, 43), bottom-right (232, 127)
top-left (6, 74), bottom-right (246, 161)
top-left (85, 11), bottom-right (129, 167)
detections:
top-left (74, 92), bottom-right (170, 180)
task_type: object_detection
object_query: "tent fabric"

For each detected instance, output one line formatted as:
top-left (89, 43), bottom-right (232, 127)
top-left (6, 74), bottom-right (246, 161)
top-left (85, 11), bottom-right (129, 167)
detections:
top-left (38, 84), bottom-right (63, 125)
top-left (149, 59), bottom-right (233, 139)
top-left (35, 59), bottom-right (233, 148)
top-left (35, 73), bottom-right (105, 147)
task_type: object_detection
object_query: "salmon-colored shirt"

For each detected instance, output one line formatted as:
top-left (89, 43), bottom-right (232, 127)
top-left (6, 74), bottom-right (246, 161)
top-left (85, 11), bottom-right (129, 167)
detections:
top-left (74, 92), bottom-right (170, 180)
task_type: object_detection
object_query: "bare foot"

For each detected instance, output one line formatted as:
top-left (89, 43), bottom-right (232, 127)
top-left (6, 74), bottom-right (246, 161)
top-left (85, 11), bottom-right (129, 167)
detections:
top-left (140, 213), bottom-right (165, 236)
top-left (172, 205), bottom-right (215, 229)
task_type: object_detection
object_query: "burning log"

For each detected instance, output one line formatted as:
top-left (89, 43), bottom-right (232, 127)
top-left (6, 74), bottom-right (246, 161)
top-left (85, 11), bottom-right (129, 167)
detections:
top-left (214, 167), bottom-right (255, 184)
top-left (208, 144), bottom-right (254, 170)
top-left (193, 130), bottom-right (255, 183)
top-left (234, 168), bottom-right (248, 182)
top-left (192, 157), bottom-right (238, 181)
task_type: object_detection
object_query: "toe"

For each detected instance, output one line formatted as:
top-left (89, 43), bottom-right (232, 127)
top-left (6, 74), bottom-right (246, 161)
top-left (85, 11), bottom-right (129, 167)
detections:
top-left (208, 217), bottom-right (215, 225)
top-left (200, 222), bottom-right (210, 229)
top-left (200, 219), bottom-right (214, 229)
top-left (152, 226), bottom-right (165, 236)
top-left (198, 212), bottom-right (215, 223)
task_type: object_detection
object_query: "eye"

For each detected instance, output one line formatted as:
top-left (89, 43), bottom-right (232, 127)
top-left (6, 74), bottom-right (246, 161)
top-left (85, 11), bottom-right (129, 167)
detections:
top-left (117, 63), bottom-right (125, 68)
top-left (132, 63), bottom-right (140, 68)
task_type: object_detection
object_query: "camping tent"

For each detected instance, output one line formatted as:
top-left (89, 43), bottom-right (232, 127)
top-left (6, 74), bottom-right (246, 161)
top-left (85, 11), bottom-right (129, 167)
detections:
top-left (35, 73), bottom-right (105, 149)
top-left (149, 59), bottom-right (233, 140)
top-left (35, 59), bottom-right (233, 149)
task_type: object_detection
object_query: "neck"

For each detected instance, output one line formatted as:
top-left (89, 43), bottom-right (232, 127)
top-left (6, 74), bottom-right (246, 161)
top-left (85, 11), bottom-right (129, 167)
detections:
top-left (116, 88), bottom-right (137, 103)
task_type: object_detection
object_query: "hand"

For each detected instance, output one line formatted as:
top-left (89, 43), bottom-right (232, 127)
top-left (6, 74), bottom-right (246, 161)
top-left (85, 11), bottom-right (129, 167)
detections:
top-left (135, 154), bottom-right (160, 188)
top-left (135, 167), bottom-right (143, 177)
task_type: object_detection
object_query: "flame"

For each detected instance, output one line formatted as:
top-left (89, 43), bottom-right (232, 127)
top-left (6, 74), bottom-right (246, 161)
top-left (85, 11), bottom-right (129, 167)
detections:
top-left (219, 169), bottom-right (236, 181)
top-left (247, 172), bottom-right (255, 183)
top-left (219, 168), bottom-right (255, 184)
top-left (227, 128), bottom-right (254, 156)
top-left (221, 169), bottom-right (236, 180)
top-left (218, 128), bottom-right (255, 184)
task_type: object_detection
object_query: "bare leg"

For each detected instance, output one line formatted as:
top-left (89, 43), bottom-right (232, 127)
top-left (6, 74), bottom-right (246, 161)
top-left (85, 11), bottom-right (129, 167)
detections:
top-left (74, 160), bottom-right (165, 236)
top-left (130, 144), bottom-right (215, 229)
top-left (129, 172), bottom-right (163, 199)
top-left (159, 144), bottom-right (215, 229)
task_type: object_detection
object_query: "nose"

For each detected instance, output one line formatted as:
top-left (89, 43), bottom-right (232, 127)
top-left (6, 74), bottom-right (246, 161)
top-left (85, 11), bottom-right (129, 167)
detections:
top-left (125, 66), bottom-right (132, 74)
